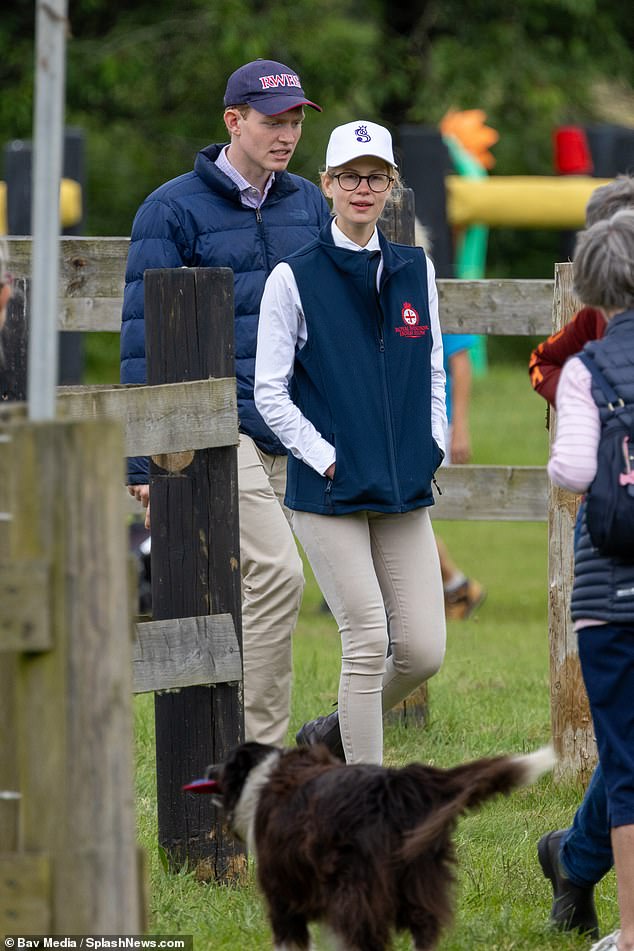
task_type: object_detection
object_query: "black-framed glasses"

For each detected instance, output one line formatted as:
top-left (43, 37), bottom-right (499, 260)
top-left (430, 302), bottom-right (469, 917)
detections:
top-left (332, 172), bottom-right (394, 193)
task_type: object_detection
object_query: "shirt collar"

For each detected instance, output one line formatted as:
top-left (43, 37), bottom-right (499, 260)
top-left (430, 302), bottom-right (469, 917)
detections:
top-left (215, 145), bottom-right (276, 207)
top-left (331, 218), bottom-right (381, 253)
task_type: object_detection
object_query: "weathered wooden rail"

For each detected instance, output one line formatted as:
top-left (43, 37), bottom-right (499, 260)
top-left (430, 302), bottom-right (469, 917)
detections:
top-left (5, 377), bottom-right (237, 456)
top-left (3, 237), bottom-right (553, 524)
top-left (6, 234), bottom-right (555, 334)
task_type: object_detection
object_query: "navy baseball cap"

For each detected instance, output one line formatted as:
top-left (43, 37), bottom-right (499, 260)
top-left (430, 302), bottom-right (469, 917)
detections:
top-left (223, 59), bottom-right (322, 115)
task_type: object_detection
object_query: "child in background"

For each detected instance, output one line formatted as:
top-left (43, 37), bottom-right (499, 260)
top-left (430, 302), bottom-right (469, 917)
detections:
top-left (438, 333), bottom-right (486, 619)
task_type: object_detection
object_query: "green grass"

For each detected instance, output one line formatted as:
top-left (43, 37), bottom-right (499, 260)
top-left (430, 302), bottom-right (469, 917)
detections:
top-left (133, 362), bottom-right (618, 949)
top-left (84, 331), bottom-right (121, 384)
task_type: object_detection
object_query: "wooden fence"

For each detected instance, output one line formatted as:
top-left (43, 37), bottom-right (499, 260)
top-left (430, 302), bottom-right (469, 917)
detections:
top-left (0, 416), bottom-right (147, 934)
top-left (0, 262), bottom-right (245, 933)
top-left (2, 235), bottom-right (594, 789)
top-left (0, 405), bottom-right (243, 930)
top-left (2, 234), bottom-right (554, 527)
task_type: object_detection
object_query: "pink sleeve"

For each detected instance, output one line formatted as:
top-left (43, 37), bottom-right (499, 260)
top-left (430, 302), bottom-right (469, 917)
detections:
top-left (547, 357), bottom-right (600, 493)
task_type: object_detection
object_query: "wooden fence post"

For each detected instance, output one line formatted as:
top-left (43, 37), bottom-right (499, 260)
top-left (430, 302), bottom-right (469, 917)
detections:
top-left (380, 186), bottom-right (416, 246)
top-left (144, 267), bottom-right (245, 881)
top-left (0, 278), bottom-right (29, 403)
top-left (0, 445), bottom-right (20, 860)
top-left (548, 262), bottom-right (596, 782)
top-left (0, 417), bottom-right (142, 932)
top-left (0, 278), bottom-right (27, 856)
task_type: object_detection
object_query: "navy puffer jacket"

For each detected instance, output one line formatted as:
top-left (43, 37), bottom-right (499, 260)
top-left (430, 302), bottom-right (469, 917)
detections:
top-left (120, 143), bottom-right (331, 483)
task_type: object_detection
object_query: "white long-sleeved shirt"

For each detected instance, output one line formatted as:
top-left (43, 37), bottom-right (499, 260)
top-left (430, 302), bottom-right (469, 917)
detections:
top-left (548, 354), bottom-right (608, 632)
top-left (548, 356), bottom-right (600, 492)
top-left (255, 219), bottom-right (447, 476)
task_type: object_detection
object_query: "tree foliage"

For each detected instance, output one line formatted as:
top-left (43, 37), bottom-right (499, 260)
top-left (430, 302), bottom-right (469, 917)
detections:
top-left (65, 0), bottom-right (380, 233)
top-left (1, 0), bottom-right (632, 263)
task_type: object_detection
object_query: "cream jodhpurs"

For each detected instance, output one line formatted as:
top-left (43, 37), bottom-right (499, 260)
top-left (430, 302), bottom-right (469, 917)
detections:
top-left (238, 435), bottom-right (304, 745)
top-left (292, 506), bottom-right (446, 764)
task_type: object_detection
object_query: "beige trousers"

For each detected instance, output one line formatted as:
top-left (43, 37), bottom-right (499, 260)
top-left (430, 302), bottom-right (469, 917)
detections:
top-left (238, 435), bottom-right (304, 745)
top-left (292, 507), bottom-right (446, 764)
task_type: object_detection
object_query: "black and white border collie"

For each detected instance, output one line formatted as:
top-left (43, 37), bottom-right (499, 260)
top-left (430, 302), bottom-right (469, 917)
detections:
top-left (201, 742), bottom-right (555, 951)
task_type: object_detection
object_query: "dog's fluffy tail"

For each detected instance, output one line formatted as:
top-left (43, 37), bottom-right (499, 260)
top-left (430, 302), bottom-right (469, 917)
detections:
top-left (398, 745), bottom-right (556, 862)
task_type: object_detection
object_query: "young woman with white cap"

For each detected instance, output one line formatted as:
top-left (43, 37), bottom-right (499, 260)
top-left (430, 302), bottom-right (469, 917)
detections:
top-left (255, 121), bottom-right (447, 764)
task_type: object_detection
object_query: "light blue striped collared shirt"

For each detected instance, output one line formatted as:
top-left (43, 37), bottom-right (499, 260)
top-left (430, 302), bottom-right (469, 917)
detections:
top-left (214, 145), bottom-right (275, 209)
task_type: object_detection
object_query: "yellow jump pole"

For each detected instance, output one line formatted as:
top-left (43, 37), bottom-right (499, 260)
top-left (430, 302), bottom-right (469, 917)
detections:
top-left (446, 175), bottom-right (613, 229)
top-left (0, 178), bottom-right (82, 235)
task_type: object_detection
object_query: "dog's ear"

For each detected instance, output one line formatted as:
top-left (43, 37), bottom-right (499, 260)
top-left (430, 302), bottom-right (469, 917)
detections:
top-left (228, 741), bottom-right (274, 781)
top-left (228, 747), bottom-right (256, 785)
top-left (216, 742), bottom-right (272, 788)
top-left (204, 763), bottom-right (222, 782)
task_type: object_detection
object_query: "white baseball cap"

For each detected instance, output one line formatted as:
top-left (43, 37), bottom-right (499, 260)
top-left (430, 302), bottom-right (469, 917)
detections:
top-left (325, 121), bottom-right (397, 169)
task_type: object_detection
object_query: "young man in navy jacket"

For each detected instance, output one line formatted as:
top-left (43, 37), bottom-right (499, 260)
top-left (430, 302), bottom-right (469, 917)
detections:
top-left (120, 59), bottom-right (331, 746)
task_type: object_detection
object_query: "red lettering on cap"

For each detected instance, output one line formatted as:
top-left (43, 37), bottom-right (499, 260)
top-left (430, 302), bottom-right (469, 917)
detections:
top-left (259, 73), bottom-right (301, 89)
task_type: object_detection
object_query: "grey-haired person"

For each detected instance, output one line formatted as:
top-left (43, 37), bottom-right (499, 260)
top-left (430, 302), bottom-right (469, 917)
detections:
top-left (530, 176), bottom-right (634, 942)
top-left (120, 60), bottom-right (331, 746)
top-left (548, 209), bottom-right (634, 951)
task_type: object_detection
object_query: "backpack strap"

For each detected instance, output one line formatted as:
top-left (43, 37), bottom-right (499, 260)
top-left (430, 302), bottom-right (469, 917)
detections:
top-left (578, 351), bottom-right (634, 434)
top-left (577, 351), bottom-right (625, 410)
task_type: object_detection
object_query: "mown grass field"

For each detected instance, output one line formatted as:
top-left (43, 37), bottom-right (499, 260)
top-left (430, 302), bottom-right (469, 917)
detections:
top-left (133, 358), bottom-right (618, 949)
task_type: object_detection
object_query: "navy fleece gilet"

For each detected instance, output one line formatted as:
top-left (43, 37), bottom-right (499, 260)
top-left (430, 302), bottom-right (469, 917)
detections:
top-left (284, 224), bottom-right (443, 515)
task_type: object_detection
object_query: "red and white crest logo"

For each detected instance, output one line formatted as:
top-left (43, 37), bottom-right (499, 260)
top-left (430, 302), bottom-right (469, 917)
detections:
top-left (395, 301), bottom-right (429, 338)
top-left (402, 302), bottom-right (419, 326)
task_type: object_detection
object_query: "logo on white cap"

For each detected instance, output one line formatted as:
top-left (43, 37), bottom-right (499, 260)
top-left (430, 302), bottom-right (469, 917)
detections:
top-left (325, 120), bottom-right (397, 169)
top-left (354, 125), bottom-right (372, 144)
